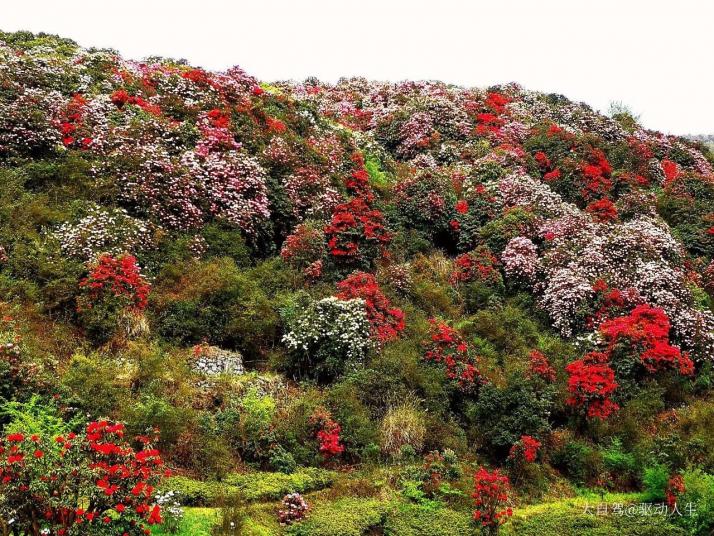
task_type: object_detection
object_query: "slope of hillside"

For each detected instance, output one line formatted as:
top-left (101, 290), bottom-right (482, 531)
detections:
top-left (1, 31), bottom-right (714, 535)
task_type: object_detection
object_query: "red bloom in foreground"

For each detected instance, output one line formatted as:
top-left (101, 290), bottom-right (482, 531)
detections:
top-left (472, 467), bottom-right (513, 529)
top-left (455, 199), bottom-right (469, 214)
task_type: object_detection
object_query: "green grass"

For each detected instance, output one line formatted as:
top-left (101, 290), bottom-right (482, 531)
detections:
top-left (150, 507), bottom-right (217, 536)
top-left (162, 467), bottom-right (337, 505)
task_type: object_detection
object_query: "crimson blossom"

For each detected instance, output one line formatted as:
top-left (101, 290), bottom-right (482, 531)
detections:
top-left (565, 351), bottom-right (619, 419)
top-left (472, 467), bottom-right (513, 534)
top-left (336, 272), bottom-right (404, 343)
top-left (600, 304), bottom-right (694, 376)
top-left (78, 254), bottom-right (150, 312)
top-left (0, 421), bottom-right (167, 536)
top-left (423, 319), bottom-right (480, 391)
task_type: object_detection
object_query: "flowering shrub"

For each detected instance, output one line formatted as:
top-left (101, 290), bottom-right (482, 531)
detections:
top-left (586, 198), bottom-right (618, 223)
top-left (55, 205), bottom-right (154, 261)
top-left (423, 319), bottom-right (480, 391)
top-left (600, 304), bottom-right (694, 376)
top-left (501, 237), bottom-right (538, 285)
top-left (565, 352), bottom-right (619, 419)
top-left (665, 474), bottom-right (685, 508)
top-left (324, 155), bottom-right (391, 271)
top-left (154, 490), bottom-right (184, 534)
top-left (336, 272), bottom-right (404, 343)
top-left (280, 222), bottom-right (326, 273)
top-left (278, 492), bottom-right (309, 525)
top-left (450, 246), bottom-right (503, 287)
top-left (283, 167), bottom-right (341, 220)
top-left (508, 435), bottom-right (541, 464)
top-left (472, 467), bottom-right (513, 534)
top-left (77, 254), bottom-right (151, 343)
top-left (393, 168), bottom-right (457, 238)
top-left (528, 350), bottom-right (556, 382)
top-left (0, 421), bottom-right (167, 536)
top-left (78, 254), bottom-right (150, 312)
top-left (309, 407), bottom-right (344, 459)
top-left (282, 296), bottom-right (371, 380)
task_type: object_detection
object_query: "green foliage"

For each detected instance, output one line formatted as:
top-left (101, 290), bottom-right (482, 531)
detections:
top-left (551, 439), bottom-right (603, 486)
top-left (1, 395), bottom-right (79, 436)
top-left (286, 497), bottom-right (386, 536)
top-left (641, 464), bottom-right (669, 502)
top-left (383, 502), bottom-right (471, 536)
top-left (162, 468), bottom-right (336, 506)
top-left (466, 374), bottom-right (554, 458)
top-left (676, 469), bottom-right (714, 535)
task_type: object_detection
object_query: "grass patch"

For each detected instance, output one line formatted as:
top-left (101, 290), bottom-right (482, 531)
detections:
top-left (162, 468), bottom-right (337, 506)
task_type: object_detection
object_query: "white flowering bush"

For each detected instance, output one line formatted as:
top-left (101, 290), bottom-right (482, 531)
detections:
top-left (154, 491), bottom-right (184, 533)
top-left (501, 237), bottom-right (539, 285)
top-left (282, 297), bottom-right (371, 381)
top-left (54, 205), bottom-right (154, 260)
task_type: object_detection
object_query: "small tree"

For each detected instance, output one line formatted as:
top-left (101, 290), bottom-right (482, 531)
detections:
top-left (472, 467), bottom-right (512, 535)
top-left (0, 420), bottom-right (168, 535)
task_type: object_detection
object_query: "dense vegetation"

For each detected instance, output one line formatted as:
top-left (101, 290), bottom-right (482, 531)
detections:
top-left (1, 30), bottom-right (714, 535)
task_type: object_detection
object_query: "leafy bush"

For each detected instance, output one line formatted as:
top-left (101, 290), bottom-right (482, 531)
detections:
top-left (286, 497), bottom-right (386, 536)
top-left (642, 463), bottom-right (669, 502)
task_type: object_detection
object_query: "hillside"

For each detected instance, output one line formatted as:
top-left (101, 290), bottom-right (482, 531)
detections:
top-left (1, 30), bottom-right (714, 535)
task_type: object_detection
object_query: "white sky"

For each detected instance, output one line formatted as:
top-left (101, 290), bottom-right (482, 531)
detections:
top-left (3, 0), bottom-right (713, 135)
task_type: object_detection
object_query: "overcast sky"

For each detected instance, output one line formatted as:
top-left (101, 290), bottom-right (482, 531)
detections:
top-left (3, 0), bottom-right (713, 134)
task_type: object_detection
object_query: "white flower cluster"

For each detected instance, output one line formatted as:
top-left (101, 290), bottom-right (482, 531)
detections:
top-left (539, 268), bottom-right (594, 337)
top-left (54, 205), bottom-right (154, 260)
top-left (193, 346), bottom-right (245, 376)
top-left (501, 237), bottom-right (539, 285)
top-left (154, 490), bottom-right (184, 532)
top-left (282, 297), bottom-right (372, 364)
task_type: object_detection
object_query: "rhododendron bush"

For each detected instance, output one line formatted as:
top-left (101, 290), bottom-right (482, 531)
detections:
top-left (472, 467), bottom-right (512, 534)
top-left (0, 421), bottom-right (167, 536)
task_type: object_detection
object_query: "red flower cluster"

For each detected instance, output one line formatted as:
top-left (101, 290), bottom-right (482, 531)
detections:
top-left (181, 68), bottom-right (211, 85)
top-left (565, 351), bottom-right (620, 419)
top-left (266, 116), bottom-right (287, 134)
top-left (471, 92), bottom-right (510, 137)
top-left (0, 421), bottom-right (167, 535)
top-left (600, 304), bottom-right (694, 376)
top-left (309, 408), bottom-right (344, 458)
top-left (79, 254), bottom-right (151, 312)
top-left (423, 319), bottom-right (480, 391)
top-left (110, 89), bottom-right (162, 116)
top-left (336, 272), bottom-right (404, 342)
top-left (325, 154), bottom-right (390, 267)
top-left (472, 467), bottom-right (513, 529)
top-left (586, 198), bottom-right (618, 223)
top-left (528, 350), bottom-right (556, 382)
top-left (58, 93), bottom-right (92, 148)
top-left (580, 149), bottom-right (613, 200)
top-left (661, 159), bottom-right (680, 186)
top-left (665, 474), bottom-right (685, 508)
top-left (508, 435), bottom-right (541, 463)
top-left (449, 247), bottom-right (501, 286)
